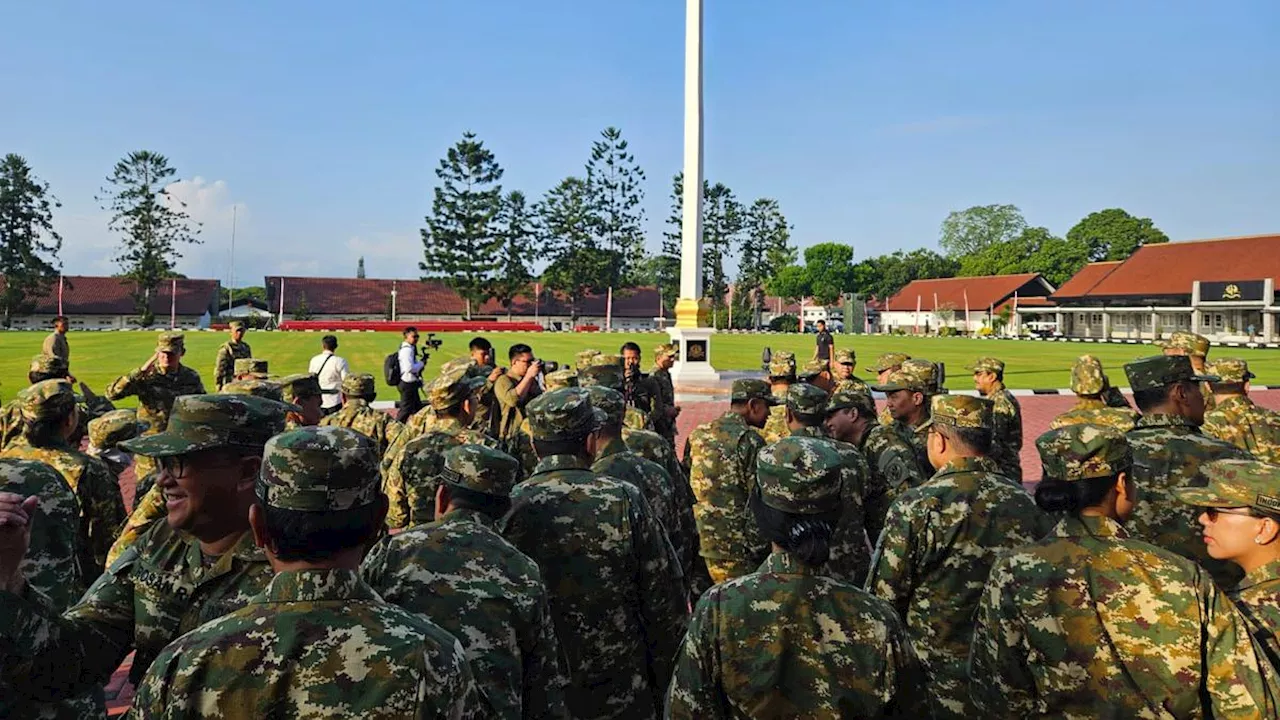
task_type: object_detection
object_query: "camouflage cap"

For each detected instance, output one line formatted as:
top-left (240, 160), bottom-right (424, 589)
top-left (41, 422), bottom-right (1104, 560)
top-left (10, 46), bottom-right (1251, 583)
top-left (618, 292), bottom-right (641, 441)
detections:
top-left (756, 436), bottom-right (844, 515)
top-left (156, 331), bottom-right (185, 352)
top-left (578, 363), bottom-right (624, 391)
top-left (732, 378), bottom-right (781, 405)
top-left (277, 373), bottom-right (322, 402)
top-left (228, 320), bottom-right (246, 331)
top-left (870, 352), bottom-right (911, 373)
top-left (257, 426), bottom-right (380, 512)
top-left (1160, 330), bottom-right (1211, 357)
top-left (1175, 459), bottom-right (1280, 515)
top-left (1206, 358), bottom-right (1255, 384)
top-left (1070, 355), bottom-right (1108, 395)
top-left (527, 388), bottom-right (605, 441)
top-left (967, 357), bottom-right (1005, 374)
top-left (583, 386), bottom-right (626, 427)
top-left (797, 359), bottom-right (830, 381)
top-left (575, 349), bottom-right (602, 371)
top-left (767, 350), bottom-right (797, 379)
top-left (425, 365), bottom-right (484, 411)
top-left (1124, 355), bottom-right (1218, 393)
top-left (440, 444), bottom-right (521, 499)
top-left (88, 409), bottom-right (149, 450)
top-left (826, 386), bottom-right (877, 416)
top-left (920, 394), bottom-right (993, 431)
top-left (121, 394), bottom-right (290, 458)
top-left (221, 378), bottom-right (287, 404)
top-left (29, 353), bottom-right (69, 377)
top-left (341, 373), bottom-right (377, 399)
top-left (544, 368), bottom-right (578, 391)
top-left (871, 359), bottom-right (938, 393)
top-left (833, 348), bottom-right (856, 365)
top-left (20, 379), bottom-right (78, 423)
top-left (787, 383), bottom-right (830, 417)
top-left (590, 353), bottom-right (623, 368)
top-left (437, 356), bottom-right (473, 376)
top-left (1036, 424), bottom-right (1132, 483)
top-left (653, 343), bottom-right (677, 360)
top-left (234, 358), bottom-right (269, 378)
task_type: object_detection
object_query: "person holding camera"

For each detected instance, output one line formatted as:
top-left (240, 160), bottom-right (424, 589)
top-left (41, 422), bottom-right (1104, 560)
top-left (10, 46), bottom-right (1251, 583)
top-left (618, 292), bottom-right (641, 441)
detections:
top-left (492, 344), bottom-right (542, 442)
top-left (396, 327), bottom-right (426, 423)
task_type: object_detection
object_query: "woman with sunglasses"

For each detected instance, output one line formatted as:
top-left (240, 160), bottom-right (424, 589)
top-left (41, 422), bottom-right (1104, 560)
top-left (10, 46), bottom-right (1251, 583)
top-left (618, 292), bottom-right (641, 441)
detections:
top-left (969, 425), bottom-right (1279, 717)
top-left (1177, 458), bottom-right (1280, 666)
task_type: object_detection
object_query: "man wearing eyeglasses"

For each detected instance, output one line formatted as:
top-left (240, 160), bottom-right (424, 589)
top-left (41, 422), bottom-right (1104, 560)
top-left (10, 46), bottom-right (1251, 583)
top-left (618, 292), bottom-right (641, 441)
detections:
top-left (0, 394), bottom-right (289, 716)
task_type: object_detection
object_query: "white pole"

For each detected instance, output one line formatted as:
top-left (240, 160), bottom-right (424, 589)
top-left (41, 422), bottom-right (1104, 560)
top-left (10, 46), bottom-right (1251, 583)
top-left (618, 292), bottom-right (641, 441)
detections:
top-left (606, 286), bottom-right (613, 331)
top-left (391, 281), bottom-right (398, 322)
top-left (278, 278), bottom-right (285, 326)
top-left (679, 0), bottom-right (704, 304)
top-left (170, 278), bottom-right (177, 329)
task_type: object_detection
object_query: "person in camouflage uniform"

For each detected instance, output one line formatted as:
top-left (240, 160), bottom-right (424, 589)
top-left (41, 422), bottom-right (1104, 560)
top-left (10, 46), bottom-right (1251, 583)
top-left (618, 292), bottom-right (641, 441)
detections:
top-left (2, 353), bottom-right (116, 452)
top-left (1, 379), bottom-right (126, 582)
top-left (363, 444), bottom-right (570, 719)
top-left (650, 342), bottom-right (680, 445)
top-left (130, 426), bottom-right (485, 719)
top-left (797, 358), bottom-right (835, 393)
top-left (319, 372), bottom-right (403, 459)
top-left (781, 382), bottom-right (875, 584)
top-left (221, 377), bottom-right (286, 402)
top-left (1201, 358), bottom-right (1280, 463)
top-left (761, 350), bottom-right (796, 445)
top-left (687, 379), bottom-right (779, 584)
top-left (502, 388), bottom-right (688, 719)
top-left (867, 393), bottom-right (1050, 719)
top-left (231, 356), bottom-right (269, 380)
top-left (969, 356), bottom-right (1024, 482)
top-left (1161, 329), bottom-right (1216, 410)
top-left (971, 425), bottom-right (1280, 717)
top-left (277, 372), bottom-right (324, 428)
top-left (824, 385), bottom-right (896, 545)
top-left (870, 351), bottom-right (910, 427)
top-left (667, 437), bottom-right (928, 718)
top-left (1124, 355), bottom-right (1250, 588)
top-left (86, 408), bottom-right (147, 480)
top-left (579, 361), bottom-right (651, 432)
top-left (106, 331), bottom-right (206, 480)
top-left (1050, 354), bottom-right (1139, 432)
top-left (831, 347), bottom-right (869, 393)
top-left (211, 320), bottom-right (252, 390)
top-left (869, 359), bottom-right (940, 491)
top-left (0, 394), bottom-right (289, 713)
top-left (575, 348), bottom-right (601, 371)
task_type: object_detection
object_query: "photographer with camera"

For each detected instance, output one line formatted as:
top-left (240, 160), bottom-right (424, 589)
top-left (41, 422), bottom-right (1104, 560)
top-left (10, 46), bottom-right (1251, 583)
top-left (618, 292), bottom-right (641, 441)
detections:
top-left (492, 344), bottom-right (543, 442)
top-left (395, 327), bottom-right (426, 422)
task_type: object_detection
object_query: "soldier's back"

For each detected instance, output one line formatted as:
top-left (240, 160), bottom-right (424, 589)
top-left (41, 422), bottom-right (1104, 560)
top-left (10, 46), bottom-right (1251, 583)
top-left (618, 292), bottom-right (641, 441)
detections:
top-left (1202, 396), bottom-right (1280, 464)
top-left (862, 422), bottom-right (928, 512)
top-left (1050, 401), bottom-right (1139, 433)
top-left (786, 426), bottom-right (873, 584)
top-left (688, 413), bottom-right (769, 582)
top-left (383, 420), bottom-right (497, 528)
top-left (760, 403), bottom-right (789, 445)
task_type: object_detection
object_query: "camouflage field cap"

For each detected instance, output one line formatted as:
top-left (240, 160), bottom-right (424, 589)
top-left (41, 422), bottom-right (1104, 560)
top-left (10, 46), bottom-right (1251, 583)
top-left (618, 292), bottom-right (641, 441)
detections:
top-left (870, 352), bottom-right (911, 373)
top-left (575, 349), bottom-right (602, 371)
top-left (342, 373), bottom-right (377, 399)
top-left (156, 331), bottom-right (185, 353)
top-left (1036, 424), bottom-right (1132, 482)
top-left (871, 359), bottom-right (938, 394)
top-left (440, 444), bottom-right (521, 498)
top-left (221, 378), bottom-right (288, 404)
top-left (228, 320), bottom-right (246, 331)
top-left (1160, 330), bottom-right (1211, 357)
top-left (1174, 459), bottom-right (1280, 515)
top-left (1206, 358), bottom-right (1255, 384)
top-left (732, 378), bottom-right (782, 405)
top-left (756, 436), bottom-right (844, 515)
top-left (20, 379), bottom-right (79, 423)
top-left (787, 383), bottom-right (830, 417)
top-left (578, 363), bottom-right (624, 390)
top-left (826, 386), bottom-right (877, 416)
top-left (277, 373), bottom-right (322, 402)
top-left (590, 353), bottom-right (623, 368)
top-left (87, 409), bottom-right (148, 449)
top-left (920, 394), bottom-right (992, 431)
top-left (967, 357), bottom-right (1005, 374)
top-left (426, 365), bottom-right (484, 411)
top-left (767, 350), bottom-right (797, 380)
top-left (121, 394), bottom-right (290, 457)
top-left (1070, 355), bottom-right (1108, 395)
top-left (527, 388), bottom-right (606, 441)
top-left (834, 348), bottom-right (856, 365)
top-left (437, 357), bottom-right (473, 376)
top-left (29, 353), bottom-right (69, 377)
top-left (234, 358), bottom-right (269, 378)
top-left (654, 343), bottom-right (677, 360)
top-left (1124, 355), bottom-right (1218, 393)
top-left (583, 386), bottom-right (626, 427)
top-left (257, 426), bottom-right (380, 512)
top-left (798, 359), bottom-right (830, 381)
top-left (544, 368), bottom-right (578, 391)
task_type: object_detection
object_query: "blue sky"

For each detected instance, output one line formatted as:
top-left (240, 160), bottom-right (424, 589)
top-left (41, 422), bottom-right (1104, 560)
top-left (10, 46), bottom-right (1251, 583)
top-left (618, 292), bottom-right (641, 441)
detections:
top-left (2, 1), bottom-right (1277, 284)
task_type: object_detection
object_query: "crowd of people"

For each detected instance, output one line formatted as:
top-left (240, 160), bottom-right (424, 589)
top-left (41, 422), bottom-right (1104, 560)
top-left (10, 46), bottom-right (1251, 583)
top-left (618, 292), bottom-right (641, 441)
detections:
top-left (1, 319), bottom-right (1280, 717)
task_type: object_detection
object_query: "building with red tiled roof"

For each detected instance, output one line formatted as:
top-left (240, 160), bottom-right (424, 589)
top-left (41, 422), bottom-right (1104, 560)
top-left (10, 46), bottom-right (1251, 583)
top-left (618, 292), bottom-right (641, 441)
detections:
top-left (1025, 233), bottom-right (1280, 343)
top-left (1, 276), bottom-right (220, 331)
top-left (881, 273), bottom-right (1054, 335)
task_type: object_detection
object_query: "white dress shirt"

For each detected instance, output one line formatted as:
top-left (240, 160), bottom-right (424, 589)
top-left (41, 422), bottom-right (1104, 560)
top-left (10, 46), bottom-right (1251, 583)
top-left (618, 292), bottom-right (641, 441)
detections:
top-left (398, 342), bottom-right (424, 383)
top-left (308, 350), bottom-right (350, 409)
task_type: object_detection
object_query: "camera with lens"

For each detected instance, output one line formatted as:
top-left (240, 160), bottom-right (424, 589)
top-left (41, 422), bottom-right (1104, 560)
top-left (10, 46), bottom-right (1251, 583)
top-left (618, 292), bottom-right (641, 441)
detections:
top-left (418, 332), bottom-right (445, 364)
top-left (539, 360), bottom-right (560, 374)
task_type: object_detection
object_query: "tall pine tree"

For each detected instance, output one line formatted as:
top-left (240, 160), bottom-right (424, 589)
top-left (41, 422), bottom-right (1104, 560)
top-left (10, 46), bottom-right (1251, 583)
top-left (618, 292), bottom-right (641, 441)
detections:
top-left (585, 127), bottom-right (646, 290)
top-left (420, 131), bottom-right (504, 319)
top-left (702, 183), bottom-right (743, 325)
top-left (537, 177), bottom-right (611, 327)
top-left (0, 155), bottom-right (62, 328)
top-left (492, 190), bottom-right (535, 320)
top-left (739, 198), bottom-right (793, 328)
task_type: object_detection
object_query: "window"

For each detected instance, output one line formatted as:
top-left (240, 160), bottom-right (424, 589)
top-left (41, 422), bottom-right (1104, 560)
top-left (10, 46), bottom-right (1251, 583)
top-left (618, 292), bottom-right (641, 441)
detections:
top-left (1214, 314), bottom-right (1224, 329)
top-left (1202, 314), bottom-right (1212, 329)
top-left (1091, 313), bottom-right (1103, 325)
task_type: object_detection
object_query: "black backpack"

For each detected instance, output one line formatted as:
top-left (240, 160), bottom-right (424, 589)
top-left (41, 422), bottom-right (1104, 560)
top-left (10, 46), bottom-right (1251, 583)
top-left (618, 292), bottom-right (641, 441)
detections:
top-left (383, 350), bottom-right (400, 387)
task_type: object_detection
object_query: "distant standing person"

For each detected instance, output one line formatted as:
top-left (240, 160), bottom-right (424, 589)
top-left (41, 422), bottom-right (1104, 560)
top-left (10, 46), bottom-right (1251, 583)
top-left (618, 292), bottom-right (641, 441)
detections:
top-left (396, 327), bottom-right (425, 423)
top-left (812, 319), bottom-right (834, 362)
top-left (43, 316), bottom-right (69, 362)
top-left (105, 332), bottom-right (205, 479)
top-left (212, 320), bottom-right (252, 391)
top-left (308, 334), bottom-right (349, 417)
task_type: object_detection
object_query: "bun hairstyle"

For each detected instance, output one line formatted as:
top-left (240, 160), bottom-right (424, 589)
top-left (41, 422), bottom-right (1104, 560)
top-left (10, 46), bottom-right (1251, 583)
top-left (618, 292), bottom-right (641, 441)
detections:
top-left (749, 490), bottom-right (838, 566)
top-left (1033, 475), bottom-right (1119, 514)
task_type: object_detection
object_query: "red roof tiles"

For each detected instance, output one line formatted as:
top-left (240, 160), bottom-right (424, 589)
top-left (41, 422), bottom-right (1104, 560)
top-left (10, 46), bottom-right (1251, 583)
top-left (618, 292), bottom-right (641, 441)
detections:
top-left (0, 276), bottom-right (219, 316)
top-left (1082, 234), bottom-right (1280, 298)
top-left (884, 274), bottom-right (1051, 312)
top-left (1050, 261), bottom-right (1122, 299)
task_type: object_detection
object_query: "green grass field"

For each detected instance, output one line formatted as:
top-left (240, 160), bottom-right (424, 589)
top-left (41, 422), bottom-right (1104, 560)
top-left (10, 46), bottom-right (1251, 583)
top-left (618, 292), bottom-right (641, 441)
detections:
top-left (3, 330), bottom-right (1278, 404)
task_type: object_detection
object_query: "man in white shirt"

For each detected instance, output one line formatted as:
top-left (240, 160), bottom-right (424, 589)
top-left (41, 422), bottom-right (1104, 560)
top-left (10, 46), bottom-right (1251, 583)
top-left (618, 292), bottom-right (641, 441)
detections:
top-left (396, 326), bottom-right (425, 422)
top-left (307, 335), bottom-right (350, 417)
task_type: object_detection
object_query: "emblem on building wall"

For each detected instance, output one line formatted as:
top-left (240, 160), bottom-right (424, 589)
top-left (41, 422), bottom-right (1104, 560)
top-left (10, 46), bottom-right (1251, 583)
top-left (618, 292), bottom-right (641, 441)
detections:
top-left (1223, 284), bottom-right (1242, 300)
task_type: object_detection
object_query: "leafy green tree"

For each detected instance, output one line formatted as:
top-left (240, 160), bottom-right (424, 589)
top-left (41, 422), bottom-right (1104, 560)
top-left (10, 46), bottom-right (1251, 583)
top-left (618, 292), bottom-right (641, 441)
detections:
top-left (491, 190), bottom-right (535, 320)
top-left (852, 249), bottom-right (958, 301)
top-left (658, 173), bottom-right (685, 313)
top-left (939, 204), bottom-right (1026, 258)
top-left (957, 226), bottom-right (1090, 287)
top-left (220, 286), bottom-right (267, 306)
top-left (803, 242), bottom-right (857, 306)
top-left (1028, 233), bottom-right (1090, 286)
top-left (537, 176), bottom-right (609, 326)
top-left (738, 198), bottom-right (793, 328)
top-left (585, 127), bottom-right (646, 289)
top-left (702, 183), bottom-right (743, 323)
top-left (98, 150), bottom-right (202, 327)
top-left (766, 264), bottom-right (811, 306)
top-left (357, 256), bottom-right (366, 278)
top-left (1067, 208), bottom-right (1169, 261)
top-left (0, 154), bottom-right (62, 328)
top-left (420, 131), bottom-right (504, 319)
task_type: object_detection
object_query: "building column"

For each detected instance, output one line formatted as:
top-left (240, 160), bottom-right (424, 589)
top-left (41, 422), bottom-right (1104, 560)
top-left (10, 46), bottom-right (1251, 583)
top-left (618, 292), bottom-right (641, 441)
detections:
top-left (1265, 312), bottom-right (1275, 344)
top-left (1055, 311), bottom-right (1064, 336)
top-left (1151, 310), bottom-right (1160, 340)
top-left (1101, 311), bottom-right (1111, 339)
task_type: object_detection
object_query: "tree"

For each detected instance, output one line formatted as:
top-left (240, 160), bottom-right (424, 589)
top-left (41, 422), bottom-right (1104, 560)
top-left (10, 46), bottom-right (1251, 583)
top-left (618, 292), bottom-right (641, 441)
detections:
top-left (766, 265), bottom-right (811, 306)
top-left (802, 242), bottom-right (857, 306)
top-left (1028, 233), bottom-right (1090, 286)
top-left (491, 190), bottom-right (535, 319)
top-left (702, 183), bottom-right (743, 324)
top-left (220, 285), bottom-right (267, 306)
top-left (420, 131), bottom-right (504, 319)
top-left (537, 177), bottom-right (610, 326)
top-left (939, 204), bottom-right (1026, 258)
top-left (292, 292), bottom-right (313, 320)
top-left (738, 198), bottom-right (793, 328)
top-left (658, 172), bottom-right (685, 313)
top-left (957, 226), bottom-right (1090, 287)
top-left (98, 151), bottom-right (202, 326)
top-left (585, 127), bottom-right (646, 289)
top-left (357, 256), bottom-right (366, 279)
top-left (1067, 208), bottom-right (1169, 262)
top-left (0, 155), bottom-right (62, 328)
top-left (852, 249), bottom-right (958, 301)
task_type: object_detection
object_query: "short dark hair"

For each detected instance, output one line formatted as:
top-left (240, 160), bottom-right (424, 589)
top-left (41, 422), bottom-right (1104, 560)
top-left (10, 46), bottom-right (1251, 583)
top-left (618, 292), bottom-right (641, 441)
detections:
top-left (1034, 475), bottom-right (1120, 514)
top-left (788, 409), bottom-right (824, 427)
top-left (620, 342), bottom-right (642, 354)
top-left (22, 416), bottom-right (67, 448)
top-left (1208, 382), bottom-right (1246, 396)
top-left (509, 343), bottom-right (533, 361)
top-left (749, 490), bottom-right (839, 567)
top-left (259, 497), bottom-right (386, 562)
top-left (322, 335), bottom-right (338, 351)
top-left (28, 370), bottom-right (67, 384)
top-left (533, 437), bottom-right (586, 458)
top-left (53, 315), bottom-right (68, 325)
top-left (445, 484), bottom-right (511, 520)
top-left (1133, 384), bottom-right (1176, 413)
top-left (469, 337), bottom-right (493, 352)
top-left (403, 326), bottom-right (418, 336)
top-left (816, 319), bottom-right (825, 325)
top-left (937, 424), bottom-right (992, 455)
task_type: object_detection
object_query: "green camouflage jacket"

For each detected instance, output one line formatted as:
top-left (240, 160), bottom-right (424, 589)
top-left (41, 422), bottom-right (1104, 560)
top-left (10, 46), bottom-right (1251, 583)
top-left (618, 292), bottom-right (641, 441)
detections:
top-left (834, 375), bottom-right (870, 394)
top-left (649, 365), bottom-right (676, 440)
top-left (106, 482), bottom-right (164, 568)
top-left (127, 568), bottom-right (486, 719)
top-left (1202, 395), bottom-right (1280, 464)
top-left (502, 454), bottom-right (688, 720)
top-left (687, 412), bottom-right (770, 581)
top-left (786, 425), bottom-right (876, 585)
top-left (860, 422), bottom-right (929, 528)
top-left (2, 437), bottom-right (126, 582)
top-left (1231, 557), bottom-right (1280, 671)
top-left (363, 508), bottom-right (570, 719)
top-left (593, 436), bottom-right (688, 587)
top-left (105, 364), bottom-right (206, 435)
top-left (623, 427), bottom-right (707, 593)
top-left (970, 515), bottom-right (1280, 718)
top-left (383, 415), bottom-right (498, 529)
top-left (666, 551), bottom-right (928, 719)
top-left (1049, 397), bottom-right (1139, 433)
top-left (318, 399), bottom-right (403, 459)
top-left (866, 455), bottom-right (1050, 719)
top-left (211, 339), bottom-right (251, 390)
top-left (896, 417), bottom-right (934, 480)
top-left (760, 404), bottom-right (789, 446)
top-left (1127, 413), bottom-right (1250, 588)
top-left (988, 385), bottom-right (1024, 482)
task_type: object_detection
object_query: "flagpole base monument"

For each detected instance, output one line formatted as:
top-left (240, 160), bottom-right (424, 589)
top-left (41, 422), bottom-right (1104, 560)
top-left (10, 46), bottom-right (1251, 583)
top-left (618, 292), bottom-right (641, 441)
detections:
top-left (667, 0), bottom-right (720, 388)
